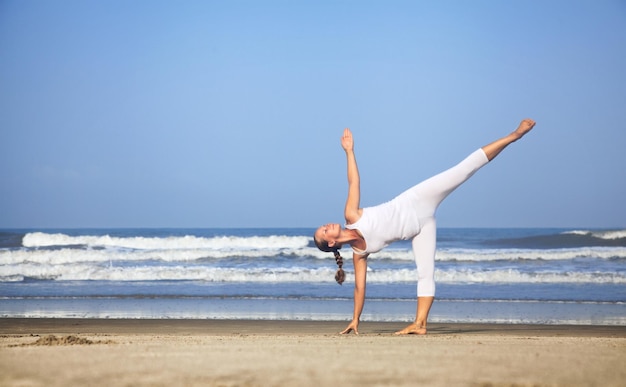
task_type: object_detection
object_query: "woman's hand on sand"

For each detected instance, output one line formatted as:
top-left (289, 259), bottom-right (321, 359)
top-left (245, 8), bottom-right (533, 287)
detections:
top-left (340, 320), bottom-right (359, 335)
top-left (341, 128), bottom-right (354, 152)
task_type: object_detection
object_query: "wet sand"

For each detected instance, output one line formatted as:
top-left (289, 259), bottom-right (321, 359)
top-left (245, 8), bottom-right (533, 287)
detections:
top-left (1, 319), bottom-right (625, 386)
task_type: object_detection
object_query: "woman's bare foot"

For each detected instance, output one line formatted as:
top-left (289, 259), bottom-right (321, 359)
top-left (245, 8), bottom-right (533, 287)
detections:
top-left (481, 118), bottom-right (536, 161)
top-left (394, 322), bottom-right (427, 335)
top-left (513, 118), bottom-right (536, 138)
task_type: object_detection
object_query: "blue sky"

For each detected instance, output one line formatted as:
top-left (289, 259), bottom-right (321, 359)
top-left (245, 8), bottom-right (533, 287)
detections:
top-left (1, 0), bottom-right (625, 229)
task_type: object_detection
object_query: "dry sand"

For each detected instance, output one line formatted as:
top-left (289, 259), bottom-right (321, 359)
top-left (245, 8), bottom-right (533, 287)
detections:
top-left (1, 319), bottom-right (625, 386)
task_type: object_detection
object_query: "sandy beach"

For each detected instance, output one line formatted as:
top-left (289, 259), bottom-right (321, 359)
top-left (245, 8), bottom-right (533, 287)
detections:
top-left (0, 319), bottom-right (624, 386)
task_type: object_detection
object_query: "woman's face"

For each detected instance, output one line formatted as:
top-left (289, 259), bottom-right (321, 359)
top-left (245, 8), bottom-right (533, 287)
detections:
top-left (315, 223), bottom-right (341, 246)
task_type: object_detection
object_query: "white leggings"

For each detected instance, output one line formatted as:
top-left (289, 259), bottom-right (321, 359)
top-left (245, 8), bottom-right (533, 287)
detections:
top-left (408, 149), bottom-right (489, 297)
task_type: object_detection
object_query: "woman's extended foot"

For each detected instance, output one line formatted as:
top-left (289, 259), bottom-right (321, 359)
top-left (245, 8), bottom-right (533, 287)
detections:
top-left (394, 322), bottom-right (427, 335)
top-left (513, 118), bottom-right (536, 139)
top-left (481, 118), bottom-right (536, 160)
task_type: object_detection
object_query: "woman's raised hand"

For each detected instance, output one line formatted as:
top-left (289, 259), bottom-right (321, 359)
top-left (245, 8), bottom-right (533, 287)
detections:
top-left (341, 128), bottom-right (354, 152)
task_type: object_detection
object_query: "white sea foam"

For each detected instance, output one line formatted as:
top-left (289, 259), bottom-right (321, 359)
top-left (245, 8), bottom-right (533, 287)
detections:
top-left (22, 232), bottom-right (310, 250)
top-left (17, 232), bottom-right (626, 263)
top-left (0, 247), bottom-right (293, 265)
top-left (2, 245), bottom-right (625, 266)
top-left (3, 246), bottom-right (625, 266)
top-left (1, 263), bottom-right (623, 284)
top-left (343, 247), bottom-right (626, 262)
top-left (563, 229), bottom-right (626, 240)
top-left (434, 247), bottom-right (626, 261)
top-left (3, 231), bottom-right (623, 286)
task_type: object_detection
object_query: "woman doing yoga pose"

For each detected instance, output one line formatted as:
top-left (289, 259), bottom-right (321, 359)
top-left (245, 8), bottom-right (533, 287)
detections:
top-left (314, 119), bottom-right (536, 335)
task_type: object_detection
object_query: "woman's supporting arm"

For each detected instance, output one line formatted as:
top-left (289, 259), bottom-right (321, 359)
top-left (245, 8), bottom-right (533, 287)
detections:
top-left (340, 253), bottom-right (368, 334)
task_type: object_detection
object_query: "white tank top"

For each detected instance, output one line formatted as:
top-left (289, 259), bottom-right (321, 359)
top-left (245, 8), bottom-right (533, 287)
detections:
top-left (345, 191), bottom-right (422, 254)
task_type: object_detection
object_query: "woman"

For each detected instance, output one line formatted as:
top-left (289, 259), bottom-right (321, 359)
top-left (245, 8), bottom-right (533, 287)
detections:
top-left (314, 119), bottom-right (536, 335)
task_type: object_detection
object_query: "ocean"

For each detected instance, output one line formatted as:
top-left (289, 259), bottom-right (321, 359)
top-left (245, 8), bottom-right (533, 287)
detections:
top-left (1, 228), bottom-right (624, 325)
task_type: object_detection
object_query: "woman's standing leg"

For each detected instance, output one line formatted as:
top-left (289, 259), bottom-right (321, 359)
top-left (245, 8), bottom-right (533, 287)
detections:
top-left (395, 216), bottom-right (437, 335)
top-left (393, 149), bottom-right (488, 335)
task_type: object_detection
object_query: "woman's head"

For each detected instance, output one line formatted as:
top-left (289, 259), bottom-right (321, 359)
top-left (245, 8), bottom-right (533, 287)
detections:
top-left (313, 225), bottom-right (345, 285)
top-left (314, 223), bottom-right (341, 249)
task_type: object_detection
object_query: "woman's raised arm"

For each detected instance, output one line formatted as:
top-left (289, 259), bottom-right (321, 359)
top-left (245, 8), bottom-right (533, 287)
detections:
top-left (342, 128), bottom-right (362, 224)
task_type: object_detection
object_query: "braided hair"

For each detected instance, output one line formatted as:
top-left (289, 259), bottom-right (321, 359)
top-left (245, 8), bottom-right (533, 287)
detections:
top-left (332, 249), bottom-right (345, 285)
top-left (314, 236), bottom-right (346, 285)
